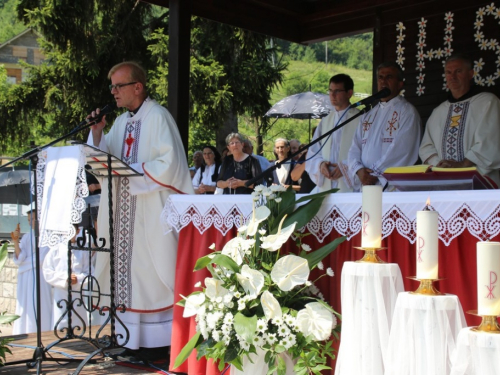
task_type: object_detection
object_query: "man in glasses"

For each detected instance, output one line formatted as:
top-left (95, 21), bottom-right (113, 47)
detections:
top-left (306, 73), bottom-right (360, 193)
top-left (87, 61), bottom-right (194, 360)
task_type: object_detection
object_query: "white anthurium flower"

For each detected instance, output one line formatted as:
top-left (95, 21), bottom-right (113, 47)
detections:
top-left (271, 255), bottom-right (310, 291)
top-left (260, 290), bottom-right (282, 321)
top-left (236, 265), bottom-right (265, 299)
top-left (221, 237), bottom-right (246, 265)
top-left (205, 278), bottom-right (229, 301)
top-left (261, 215), bottom-right (297, 252)
top-left (245, 204), bottom-right (271, 237)
top-left (296, 302), bottom-right (334, 341)
top-left (182, 293), bottom-right (206, 317)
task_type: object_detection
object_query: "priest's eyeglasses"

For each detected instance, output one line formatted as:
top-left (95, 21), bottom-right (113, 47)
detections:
top-left (109, 82), bottom-right (137, 91)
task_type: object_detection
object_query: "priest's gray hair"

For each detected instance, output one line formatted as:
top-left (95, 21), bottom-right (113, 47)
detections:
top-left (108, 61), bottom-right (147, 86)
top-left (377, 61), bottom-right (404, 81)
top-left (445, 54), bottom-right (473, 70)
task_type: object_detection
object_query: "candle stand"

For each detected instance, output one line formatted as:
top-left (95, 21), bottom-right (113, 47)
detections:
top-left (408, 277), bottom-right (444, 296)
top-left (467, 310), bottom-right (500, 333)
top-left (355, 247), bottom-right (386, 264)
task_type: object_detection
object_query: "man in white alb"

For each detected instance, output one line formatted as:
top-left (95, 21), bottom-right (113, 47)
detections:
top-left (347, 62), bottom-right (421, 191)
top-left (87, 61), bottom-right (194, 359)
top-left (305, 74), bottom-right (360, 192)
top-left (419, 53), bottom-right (500, 186)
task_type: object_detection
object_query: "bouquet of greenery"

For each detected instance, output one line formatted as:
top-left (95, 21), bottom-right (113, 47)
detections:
top-left (174, 185), bottom-right (345, 375)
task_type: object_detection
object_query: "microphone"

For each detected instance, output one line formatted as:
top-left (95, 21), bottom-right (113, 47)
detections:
top-left (85, 103), bottom-right (117, 125)
top-left (350, 88), bottom-right (391, 108)
top-left (75, 103), bottom-right (117, 129)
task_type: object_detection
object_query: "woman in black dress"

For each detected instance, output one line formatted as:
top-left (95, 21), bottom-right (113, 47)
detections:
top-left (216, 133), bottom-right (262, 194)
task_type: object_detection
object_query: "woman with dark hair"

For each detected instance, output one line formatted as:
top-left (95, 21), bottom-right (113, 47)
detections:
top-left (192, 145), bottom-right (222, 194)
top-left (217, 133), bottom-right (262, 194)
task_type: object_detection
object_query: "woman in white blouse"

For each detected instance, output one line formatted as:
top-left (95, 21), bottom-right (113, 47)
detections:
top-left (192, 145), bottom-right (221, 194)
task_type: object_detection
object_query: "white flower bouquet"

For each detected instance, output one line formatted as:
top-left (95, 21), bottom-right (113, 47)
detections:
top-left (174, 185), bottom-right (345, 375)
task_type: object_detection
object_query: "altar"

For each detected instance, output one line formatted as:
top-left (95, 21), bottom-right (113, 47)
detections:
top-left (163, 190), bottom-right (500, 375)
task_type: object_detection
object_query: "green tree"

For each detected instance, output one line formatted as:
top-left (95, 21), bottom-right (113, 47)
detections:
top-left (0, 0), bottom-right (26, 43)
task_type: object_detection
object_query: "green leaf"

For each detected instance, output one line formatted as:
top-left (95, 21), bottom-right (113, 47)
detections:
top-left (303, 236), bottom-right (346, 269)
top-left (283, 196), bottom-right (325, 230)
top-left (224, 344), bottom-right (240, 363)
top-left (0, 314), bottom-right (19, 325)
top-left (193, 253), bottom-right (239, 273)
top-left (234, 312), bottom-right (257, 344)
top-left (173, 332), bottom-right (203, 369)
top-left (195, 337), bottom-right (216, 360)
top-left (0, 244), bottom-right (8, 272)
top-left (277, 356), bottom-right (286, 375)
top-left (295, 188), bottom-right (338, 204)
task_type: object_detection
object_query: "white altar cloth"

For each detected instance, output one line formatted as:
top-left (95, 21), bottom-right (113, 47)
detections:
top-left (334, 262), bottom-right (404, 375)
top-left (385, 292), bottom-right (466, 375)
top-left (450, 327), bottom-right (500, 375)
top-left (161, 190), bottom-right (500, 246)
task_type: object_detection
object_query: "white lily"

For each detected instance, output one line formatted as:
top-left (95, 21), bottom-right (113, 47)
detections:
top-left (182, 292), bottom-right (206, 317)
top-left (261, 215), bottom-right (297, 252)
top-left (296, 302), bottom-right (334, 341)
top-left (271, 254), bottom-right (310, 291)
top-left (236, 265), bottom-right (265, 299)
top-left (205, 278), bottom-right (229, 301)
top-left (221, 237), bottom-right (247, 265)
top-left (260, 290), bottom-right (282, 321)
top-left (245, 203), bottom-right (270, 237)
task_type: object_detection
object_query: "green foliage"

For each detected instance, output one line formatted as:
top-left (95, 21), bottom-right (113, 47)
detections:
top-left (0, 0), bottom-right (26, 43)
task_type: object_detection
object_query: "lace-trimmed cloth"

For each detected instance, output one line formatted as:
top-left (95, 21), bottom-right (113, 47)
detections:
top-left (162, 190), bottom-right (500, 246)
top-left (36, 145), bottom-right (88, 248)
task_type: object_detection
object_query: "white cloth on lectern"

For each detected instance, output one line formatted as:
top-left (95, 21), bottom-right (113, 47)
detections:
top-left (38, 145), bottom-right (87, 247)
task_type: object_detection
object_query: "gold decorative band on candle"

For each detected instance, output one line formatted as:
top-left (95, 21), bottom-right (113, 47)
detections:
top-left (354, 247), bottom-right (387, 264)
top-left (467, 310), bottom-right (500, 333)
top-left (407, 277), bottom-right (444, 296)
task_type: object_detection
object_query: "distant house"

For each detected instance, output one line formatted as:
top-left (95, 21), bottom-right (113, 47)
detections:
top-left (0, 28), bottom-right (45, 84)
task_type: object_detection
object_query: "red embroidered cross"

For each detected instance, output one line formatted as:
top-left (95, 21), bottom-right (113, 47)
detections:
top-left (362, 212), bottom-right (370, 236)
top-left (417, 237), bottom-right (424, 262)
top-left (386, 111), bottom-right (399, 136)
top-left (362, 119), bottom-right (372, 136)
top-left (125, 132), bottom-right (135, 158)
top-left (486, 271), bottom-right (498, 299)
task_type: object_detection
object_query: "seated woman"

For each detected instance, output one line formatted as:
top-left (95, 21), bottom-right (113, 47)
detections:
top-left (192, 146), bottom-right (221, 194)
top-left (217, 133), bottom-right (262, 194)
top-left (274, 137), bottom-right (300, 190)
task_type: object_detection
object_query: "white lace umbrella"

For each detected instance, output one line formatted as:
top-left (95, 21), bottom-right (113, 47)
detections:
top-left (265, 91), bottom-right (334, 141)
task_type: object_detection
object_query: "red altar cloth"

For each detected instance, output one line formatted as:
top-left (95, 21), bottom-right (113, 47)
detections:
top-left (169, 219), bottom-right (497, 374)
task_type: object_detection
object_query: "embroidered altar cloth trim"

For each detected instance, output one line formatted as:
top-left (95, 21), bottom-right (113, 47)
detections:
top-left (161, 190), bottom-right (500, 246)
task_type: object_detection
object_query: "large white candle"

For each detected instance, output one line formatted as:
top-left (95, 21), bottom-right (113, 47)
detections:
top-left (477, 241), bottom-right (500, 316)
top-left (416, 209), bottom-right (439, 279)
top-left (361, 185), bottom-right (382, 248)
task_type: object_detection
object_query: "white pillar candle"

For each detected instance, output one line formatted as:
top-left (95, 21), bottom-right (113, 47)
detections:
top-left (361, 185), bottom-right (382, 248)
top-left (477, 241), bottom-right (500, 316)
top-left (416, 209), bottom-right (439, 279)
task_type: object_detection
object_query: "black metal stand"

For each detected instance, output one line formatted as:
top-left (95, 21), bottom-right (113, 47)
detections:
top-left (245, 104), bottom-right (373, 188)
top-left (0, 120), bottom-right (129, 374)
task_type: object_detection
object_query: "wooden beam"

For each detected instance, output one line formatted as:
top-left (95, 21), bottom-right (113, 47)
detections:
top-left (168, 0), bottom-right (191, 155)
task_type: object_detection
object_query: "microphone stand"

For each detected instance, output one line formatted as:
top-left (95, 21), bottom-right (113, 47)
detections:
top-left (0, 118), bottom-right (114, 374)
top-left (246, 103), bottom-right (373, 188)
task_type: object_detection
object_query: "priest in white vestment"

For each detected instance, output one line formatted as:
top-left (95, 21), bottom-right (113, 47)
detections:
top-left (347, 62), bottom-right (421, 191)
top-left (419, 54), bottom-right (500, 186)
top-left (306, 74), bottom-right (360, 193)
top-left (87, 61), bottom-right (194, 354)
top-left (11, 208), bottom-right (53, 334)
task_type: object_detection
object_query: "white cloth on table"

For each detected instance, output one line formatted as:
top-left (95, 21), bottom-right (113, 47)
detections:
top-left (305, 107), bottom-right (359, 192)
top-left (450, 327), bottom-right (500, 375)
top-left (385, 292), bottom-right (466, 375)
top-left (42, 242), bottom-right (92, 330)
top-left (12, 231), bottom-right (53, 334)
top-left (347, 95), bottom-right (421, 191)
top-left (87, 97), bottom-right (193, 348)
top-left (335, 261), bottom-right (404, 375)
top-left (419, 92), bottom-right (500, 186)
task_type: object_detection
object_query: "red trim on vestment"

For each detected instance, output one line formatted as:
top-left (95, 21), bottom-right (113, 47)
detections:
top-left (142, 163), bottom-right (188, 194)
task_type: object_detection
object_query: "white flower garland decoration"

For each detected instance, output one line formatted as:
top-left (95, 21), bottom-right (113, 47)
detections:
top-left (473, 3), bottom-right (500, 87)
top-left (395, 22), bottom-right (406, 97)
top-left (413, 12), bottom-right (455, 96)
